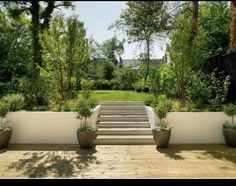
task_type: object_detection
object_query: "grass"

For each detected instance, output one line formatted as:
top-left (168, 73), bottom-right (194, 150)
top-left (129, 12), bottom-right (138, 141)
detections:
top-left (90, 90), bottom-right (150, 101)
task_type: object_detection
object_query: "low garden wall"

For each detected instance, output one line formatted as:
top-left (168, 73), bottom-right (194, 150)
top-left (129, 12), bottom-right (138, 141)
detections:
top-left (6, 105), bottom-right (229, 144)
top-left (8, 105), bottom-right (101, 144)
top-left (145, 106), bottom-right (228, 144)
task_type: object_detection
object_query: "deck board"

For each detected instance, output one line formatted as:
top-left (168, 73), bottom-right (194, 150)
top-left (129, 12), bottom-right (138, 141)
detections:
top-left (0, 144), bottom-right (235, 178)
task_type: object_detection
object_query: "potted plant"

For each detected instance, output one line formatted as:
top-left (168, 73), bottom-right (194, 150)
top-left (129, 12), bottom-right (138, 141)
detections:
top-left (0, 101), bottom-right (12, 149)
top-left (75, 79), bottom-right (96, 149)
top-left (152, 95), bottom-right (172, 148)
top-left (133, 79), bottom-right (144, 93)
top-left (223, 103), bottom-right (236, 147)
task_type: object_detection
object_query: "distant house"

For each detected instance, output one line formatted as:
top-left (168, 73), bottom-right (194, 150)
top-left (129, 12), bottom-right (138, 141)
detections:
top-left (120, 57), bottom-right (165, 69)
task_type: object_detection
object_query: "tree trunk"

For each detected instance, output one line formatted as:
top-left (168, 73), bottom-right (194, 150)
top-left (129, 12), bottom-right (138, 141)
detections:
top-left (144, 37), bottom-right (150, 84)
top-left (189, 1), bottom-right (199, 46)
top-left (230, 1), bottom-right (236, 51)
top-left (31, 1), bottom-right (42, 80)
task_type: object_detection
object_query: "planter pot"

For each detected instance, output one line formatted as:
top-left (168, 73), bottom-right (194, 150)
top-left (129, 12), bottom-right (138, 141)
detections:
top-left (143, 87), bottom-right (149, 92)
top-left (136, 89), bottom-right (142, 93)
top-left (77, 129), bottom-right (96, 149)
top-left (152, 129), bottom-right (171, 148)
top-left (0, 130), bottom-right (12, 149)
top-left (223, 128), bottom-right (236, 147)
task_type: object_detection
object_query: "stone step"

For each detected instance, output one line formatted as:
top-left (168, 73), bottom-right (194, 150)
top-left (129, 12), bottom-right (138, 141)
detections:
top-left (94, 135), bottom-right (155, 145)
top-left (101, 106), bottom-right (145, 110)
top-left (97, 121), bottom-right (150, 128)
top-left (96, 128), bottom-right (152, 135)
top-left (98, 115), bottom-right (148, 122)
top-left (100, 110), bottom-right (146, 115)
top-left (100, 101), bottom-right (144, 106)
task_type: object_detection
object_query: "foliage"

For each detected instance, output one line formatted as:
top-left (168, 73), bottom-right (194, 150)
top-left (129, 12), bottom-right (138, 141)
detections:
top-left (145, 95), bottom-right (157, 107)
top-left (167, 12), bottom-right (194, 99)
top-left (186, 68), bottom-right (231, 111)
top-left (224, 103), bottom-right (236, 126)
top-left (207, 69), bottom-right (231, 111)
top-left (88, 60), bottom-right (115, 81)
top-left (1, 93), bottom-right (25, 111)
top-left (154, 95), bottom-right (172, 130)
top-left (148, 69), bottom-right (160, 97)
top-left (223, 121), bottom-right (236, 130)
top-left (154, 95), bottom-right (172, 120)
top-left (111, 1), bottom-right (171, 82)
top-left (103, 61), bottom-right (116, 80)
top-left (101, 36), bottom-right (125, 64)
top-left (133, 79), bottom-right (144, 91)
top-left (186, 70), bottom-right (210, 106)
top-left (80, 79), bottom-right (95, 100)
top-left (75, 79), bottom-right (96, 131)
top-left (229, 1), bottom-right (236, 51)
top-left (18, 77), bottom-right (49, 111)
top-left (114, 69), bottom-right (141, 90)
top-left (0, 10), bottom-right (33, 96)
top-left (0, 101), bottom-right (11, 131)
top-left (171, 100), bottom-right (182, 112)
top-left (41, 15), bottom-right (89, 104)
top-left (197, 1), bottom-right (230, 59)
top-left (0, 101), bottom-right (9, 119)
top-left (158, 64), bottom-right (177, 98)
top-left (168, 1), bottom-right (230, 99)
top-left (4, 1), bottom-right (73, 79)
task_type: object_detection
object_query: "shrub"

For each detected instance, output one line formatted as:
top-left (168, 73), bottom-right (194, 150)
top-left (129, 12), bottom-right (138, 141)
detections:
top-left (171, 100), bottom-right (182, 112)
top-left (18, 77), bottom-right (49, 110)
top-left (159, 64), bottom-right (177, 98)
top-left (155, 95), bottom-right (172, 120)
top-left (145, 95), bottom-right (157, 107)
top-left (94, 79), bottom-right (112, 90)
top-left (224, 103), bottom-right (236, 126)
top-left (0, 101), bottom-right (11, 131)
top-left (75, 81), bottom-right (96, 131)
top-left (110, 79), bottom-right (121, 90)
top-left (154, 95), bottom-right (172, 130)
top-left (1, 93), bottom-right (25, 111)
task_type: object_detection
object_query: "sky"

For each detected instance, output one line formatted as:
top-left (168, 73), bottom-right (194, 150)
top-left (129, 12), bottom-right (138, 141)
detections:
top-left (62, 1), bottom-right (166, 59)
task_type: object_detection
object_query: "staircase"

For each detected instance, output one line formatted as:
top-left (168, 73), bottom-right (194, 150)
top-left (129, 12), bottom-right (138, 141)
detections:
top-left (94, 101), bottom-right (155, 145)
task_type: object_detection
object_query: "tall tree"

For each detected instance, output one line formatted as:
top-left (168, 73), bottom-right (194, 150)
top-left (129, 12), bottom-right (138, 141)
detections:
top-left (110, 1), bottom-right (171, 83)
top-left (189, 1), bottom-right (199, 46)
top-left (101, 36), bottom-right (125, 65)
top-left (5, 1), bottom-right (73, 79)
top-left (41, 15), bottom-right (89, 103)
top-left (229, 1), bottom-right (236, 51)
top-left (0, 9), bottom-right (33, 95)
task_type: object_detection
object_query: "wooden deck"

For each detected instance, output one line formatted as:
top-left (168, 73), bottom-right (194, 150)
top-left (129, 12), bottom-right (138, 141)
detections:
top-left (0, 144), bottom-right (236, 178)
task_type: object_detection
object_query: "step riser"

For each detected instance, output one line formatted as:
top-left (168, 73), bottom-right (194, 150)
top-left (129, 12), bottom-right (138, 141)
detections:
top-left (100, 102), bottom-right (144, 105)
top-left (98, 117), bottom-right (148, 122)
top-left (97, 124), bottom-right (150, 128)
top-left (100, 111), bottom-right (146, 115)
top-left (96, 131), bottom-right (152, 135)
top-left (101, 106), bottom-right (145, 110)
top-left (94, 139), bottom-right (155, 145)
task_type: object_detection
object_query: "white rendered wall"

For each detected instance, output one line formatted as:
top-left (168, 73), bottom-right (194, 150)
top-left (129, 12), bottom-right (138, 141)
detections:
top-left (145, 106), bottom-right (229, 144)
top-left (8, 105), bottom-right (101, 144)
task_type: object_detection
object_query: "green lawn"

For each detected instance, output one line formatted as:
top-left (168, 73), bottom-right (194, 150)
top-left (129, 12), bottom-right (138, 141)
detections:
top-left (91, 90), bottom-right (150, 101)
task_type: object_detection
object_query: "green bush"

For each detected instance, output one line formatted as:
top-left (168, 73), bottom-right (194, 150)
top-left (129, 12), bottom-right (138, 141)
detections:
top-left (154, 95), bottom-right (172, 130)
top-left (110, 79), bottom-right (121, 90)
top-left (18, 77), bottom-right (49, 110)
top-left (0, 101), bottom-right (11, 131)
top-left (159, 64), bottom-right (177, 98)
top-left (224, 103), bottom-right (236, 125)
top-left (1, 93), bottom-right (25, 111)
top-left (94, 79), bottom-right (112, 90)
